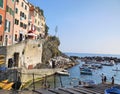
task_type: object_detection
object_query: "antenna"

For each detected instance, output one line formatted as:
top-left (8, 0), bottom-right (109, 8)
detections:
top-left (55, 26), bottom-right (58, 36)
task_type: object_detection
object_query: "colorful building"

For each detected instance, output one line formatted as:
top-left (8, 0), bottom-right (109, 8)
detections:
top-left (0, 0), bottom-right (46, 46)
top-left (28, 4), bottom-right (46, 39)
top-left (0, 0), bottom-right (7, 46)
top-left (4, 0), bottom-right (15, 46)
top-left (0, 0), bottom-right (15, 46)
top-left (13, 0), bottom-right (29, 44)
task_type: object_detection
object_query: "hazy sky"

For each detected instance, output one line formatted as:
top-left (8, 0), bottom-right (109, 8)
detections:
top-left (28, 0), bottom-right (120, 55)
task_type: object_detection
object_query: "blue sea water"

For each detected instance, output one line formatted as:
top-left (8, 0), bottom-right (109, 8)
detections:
top-left (32, 53), bottom-right (120, 89)
top-left (65, 52), bottom-right (120, 58)
top-left (58, 52), bottom-right (120, 87)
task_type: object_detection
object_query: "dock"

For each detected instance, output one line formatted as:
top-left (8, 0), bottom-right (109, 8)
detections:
top-left (33, 83), bottom-right (118, 94)
top-left (0, 83), bottom-right (118, 94)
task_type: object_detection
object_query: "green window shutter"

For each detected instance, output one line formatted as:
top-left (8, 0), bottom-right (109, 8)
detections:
top-left (6, 6), bottom-right (8, 12)
top-left (4, 20), bottom-right (7, 31)
top-left (0, 0), bottom-right (3, 8)
top-left (0, 15), bottom-right (2, 24)
top-left (8, 21), bottom-right (10, 32)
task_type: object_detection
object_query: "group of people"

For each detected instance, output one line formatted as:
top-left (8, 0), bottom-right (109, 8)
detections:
top-left (101, 73), bottom-right (114, 85)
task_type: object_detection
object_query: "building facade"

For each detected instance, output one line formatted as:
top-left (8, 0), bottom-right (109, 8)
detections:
top-left (0, 0), bottom-right (7, 46)
top-left (13, 0), bottom-right (29, 44)
top-left (3, 0), bottom-right (15, 46)
top-left (0, 0), bottom-right (46, 46)
top-left (0, 0), bottom-right (15, 46)
top-left (28, 4), bottom-right (46, 39)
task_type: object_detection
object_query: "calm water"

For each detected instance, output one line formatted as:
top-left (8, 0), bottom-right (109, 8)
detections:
top-left (30, 53), bottom-right (120, 89)
top-left (65, 52), bottom-right (120, 58)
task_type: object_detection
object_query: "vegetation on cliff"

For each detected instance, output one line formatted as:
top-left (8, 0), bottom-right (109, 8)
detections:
top-left (42, 36), bottom-right (62, 64)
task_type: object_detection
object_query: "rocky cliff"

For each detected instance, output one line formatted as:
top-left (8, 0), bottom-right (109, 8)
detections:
top-left (42, 36), bottom-right (62, 64)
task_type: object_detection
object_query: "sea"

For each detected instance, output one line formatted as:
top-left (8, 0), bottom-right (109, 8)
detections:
top-left (29, 53), bottom-right (120, 89)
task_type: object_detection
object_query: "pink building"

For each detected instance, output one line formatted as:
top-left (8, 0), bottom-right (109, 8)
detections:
top-left (13, 0), bottom-right (29, 43)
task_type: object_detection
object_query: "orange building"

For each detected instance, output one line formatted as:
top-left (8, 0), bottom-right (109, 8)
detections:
top-left (0, 0), bottom-right (7, 46)
top-left (0, 0), bottom-right (15, 46)
top-left (4, 0), bottom-right (15, 46)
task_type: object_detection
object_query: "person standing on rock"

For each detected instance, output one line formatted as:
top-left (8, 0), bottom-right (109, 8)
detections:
top-left (104, 76), bottom-right (107, 83)
top-left (111, 76), bottom-right (114, 85)
top-left (101, 73), bottom-right (104, 83)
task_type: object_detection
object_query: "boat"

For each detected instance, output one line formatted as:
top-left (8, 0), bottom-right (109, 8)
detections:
top-left (56, 70), bottom-right (70, 76)
top-left (80, 67), bottom-right (92, 75)
top-left (112, 67), bottom-right (120, 71)
top-left (105, 86), bottom-right (120, 94)
top-left (0, 80), bottom-right (14, 90)
top-left (91, 64), bottom-right (102, 69)
top-left (79, 80), bottom-right (96, 88)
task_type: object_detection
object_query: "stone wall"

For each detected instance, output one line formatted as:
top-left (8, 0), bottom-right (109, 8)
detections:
top-left (21, 68), bottom-right (63, 83)
top-left (6, 39), bottom-right (43, 69)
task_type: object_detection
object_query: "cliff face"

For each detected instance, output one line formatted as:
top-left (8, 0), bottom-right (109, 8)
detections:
top-left (42, 36), bottom-right (61, 64)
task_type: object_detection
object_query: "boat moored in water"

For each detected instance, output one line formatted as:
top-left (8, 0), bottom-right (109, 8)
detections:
top-left (79, 67), bottom-right (92, 75)
top-left (56, 70), bottom-right (70, 76)
top-left (79, 80), bottom-right (96, 88)
top-left (105, 86), bottom-right (120, 94)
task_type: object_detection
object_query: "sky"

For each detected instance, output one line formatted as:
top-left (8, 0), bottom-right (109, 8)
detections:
top-left (28, 0), bottom-right (120, 55)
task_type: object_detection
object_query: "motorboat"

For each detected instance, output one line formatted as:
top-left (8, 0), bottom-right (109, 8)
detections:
top-left (0, 79), bottom-right (14, 90)
top-left (105, 86), bottom-right (120, 94)
top-left (80, 67), bottom-right (92, 75)
top-left (112, 67), bottom-right (120, 71)
top-left (79, 80), bottom-right (96, 88)
top-left (56, 70), bottom-right (70, 76)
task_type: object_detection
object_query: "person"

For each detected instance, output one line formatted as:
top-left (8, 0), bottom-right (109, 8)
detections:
top-left (111, 76), bottom-right (114, 85)
top-left (101, 73), bottom-right (104, 83)
top-left (79, 80), bottom-right (81, 85)
top-left (104, 76), bottom-right (107, 83)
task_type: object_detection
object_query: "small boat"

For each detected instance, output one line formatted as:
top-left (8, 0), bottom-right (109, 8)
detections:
top-left (80, 68), bottom-right (92, 75)
top-left (79, 80), bottom-right (96, 88)
top-left (105, 86), bottom-right (120, 94)
top-left (112, 67), bottom-right (120, 71)
top-left (56, 70), bottom-right (70, 76)
top-left (0, 80), bottom-right (14, 90)
top-left (91, 64), bottom-right (102, 69)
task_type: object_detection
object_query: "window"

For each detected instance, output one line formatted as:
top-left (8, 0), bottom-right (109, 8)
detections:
top-left (24, 15), bottom-right (26, 19)
top-left (10, 8), bottom-right (12, 15)
top-left (0, 36), bottom-right (2, 41)
top-left (20, 22), bottom-right (23, 27)
top-left (5, 20), bottom-right (11, 32)
top-left (15, 19), bottom-right (19, 25)
top-left (15, 34), bottom-right (17, 41)
top-left (6, 6), bottom-right (14, 16)
top-left (35, 19), bottom-right (37, 23)
top-left (0, 15), bottom-right (2, 24)
top-left (23, 24), bottom-right (27, 29)
top-left (25, 5), bottom-right (27, 10)
top-left (21, 2), bottom-right (24, 7)
top-left (6, 6), bottom-right (9, 12)
top-left (0, 0), bottom-right (3, 8)
top-left (15, 8), bottom-right (18, 14)
top-left (16, 0), bottom-right (19, 3)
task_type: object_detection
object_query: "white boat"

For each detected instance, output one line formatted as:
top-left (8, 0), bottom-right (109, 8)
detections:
top-left (79, 80), bottom-right (96, 88)
top-left (56, 70), bottom-right (70, 76)
top-left (112, 67), bottom-right (120, 71)
top-left (79, 67), bottom-right (92, 75)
